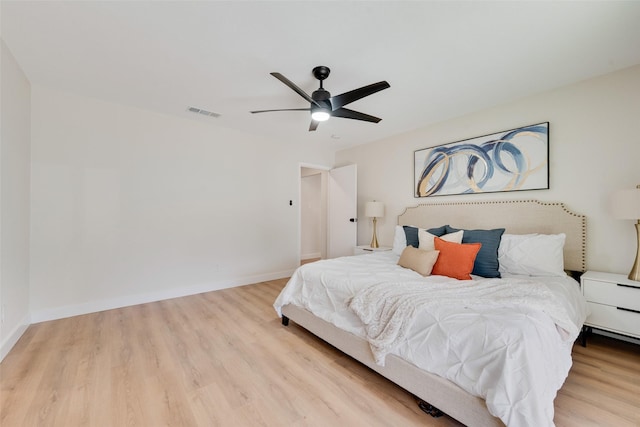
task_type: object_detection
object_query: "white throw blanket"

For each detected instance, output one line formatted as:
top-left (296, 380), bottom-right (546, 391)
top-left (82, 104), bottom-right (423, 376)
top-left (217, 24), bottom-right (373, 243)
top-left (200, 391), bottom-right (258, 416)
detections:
top-left (348, 279), bottom-right (579, 366)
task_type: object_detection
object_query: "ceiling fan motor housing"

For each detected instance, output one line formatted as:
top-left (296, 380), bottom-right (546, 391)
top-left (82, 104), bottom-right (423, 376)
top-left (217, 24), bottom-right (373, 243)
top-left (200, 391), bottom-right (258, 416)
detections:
top-left (311, 88), bottom-right (332, 115)
top-left (312, 88), bottom-right (330, 102)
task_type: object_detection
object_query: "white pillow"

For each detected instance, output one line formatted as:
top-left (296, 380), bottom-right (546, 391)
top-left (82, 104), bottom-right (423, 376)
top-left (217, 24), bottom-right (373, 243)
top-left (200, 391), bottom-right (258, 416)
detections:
top-left (418, 229), bottom-right (463, 251)
top-left (498, 233), bottom-right (566, 277)
top-left (392, 225), bottom-right (407, 255)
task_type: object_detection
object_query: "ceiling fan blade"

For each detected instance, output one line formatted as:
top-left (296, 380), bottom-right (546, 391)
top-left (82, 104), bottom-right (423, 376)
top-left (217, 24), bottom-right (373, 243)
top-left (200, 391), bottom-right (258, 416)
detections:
top-left (332, 107), bottom-right (382, 123)
top-left (329, 81), bottom-right (390, 111)
top-left (309, 120), bottom-right (319, 131)
top-left (271, 72), bottom-right (320, 107)
top-left (251, 108), bottom-right (310, 114)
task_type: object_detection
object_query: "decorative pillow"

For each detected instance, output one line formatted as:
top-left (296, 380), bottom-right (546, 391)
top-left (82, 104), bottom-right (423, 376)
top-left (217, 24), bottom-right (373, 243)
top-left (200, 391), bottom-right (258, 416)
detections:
top-left (425, 225), bottom-right (448, 237)
top-left (418, 229), bottom-right (463, 251)
top-left (445, 226), bottom-right (505, 278)
top-left (498, 233), bottom-right (566, 277)
top-left (397, 246), bottom-right (440, 276)
top-left (395, 225), bottom-right (448, 254)
top-left (431, 237), bottom-right (482, 280)
top-left (392, 225), bottom-right (408, 255)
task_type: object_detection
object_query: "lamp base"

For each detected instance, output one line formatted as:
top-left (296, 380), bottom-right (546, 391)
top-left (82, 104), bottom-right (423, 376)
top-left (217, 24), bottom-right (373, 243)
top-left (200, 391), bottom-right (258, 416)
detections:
top-left (370, 217), bottom-right (379, 248)
top-left (629, 222), bottom-right (640, 282)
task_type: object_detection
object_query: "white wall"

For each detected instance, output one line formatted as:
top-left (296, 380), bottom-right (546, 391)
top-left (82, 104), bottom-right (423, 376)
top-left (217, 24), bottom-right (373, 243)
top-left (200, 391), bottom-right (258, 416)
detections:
top-left (29, 86), bottom-right (335, 322)
top-left (0, 39), bottom-right (31, 359)
top-left (338, 64), bottom-right (640, 275)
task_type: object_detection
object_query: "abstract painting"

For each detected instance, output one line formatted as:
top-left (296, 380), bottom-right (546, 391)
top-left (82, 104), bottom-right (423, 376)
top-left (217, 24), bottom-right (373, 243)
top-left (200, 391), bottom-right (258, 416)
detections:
top-left (414, 122), bottom-right (549, 197)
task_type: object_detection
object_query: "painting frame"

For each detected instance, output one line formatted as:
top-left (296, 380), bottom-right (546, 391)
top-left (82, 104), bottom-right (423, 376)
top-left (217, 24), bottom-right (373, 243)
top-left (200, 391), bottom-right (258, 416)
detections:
top-left (414, 122), bottom-right (549, 198)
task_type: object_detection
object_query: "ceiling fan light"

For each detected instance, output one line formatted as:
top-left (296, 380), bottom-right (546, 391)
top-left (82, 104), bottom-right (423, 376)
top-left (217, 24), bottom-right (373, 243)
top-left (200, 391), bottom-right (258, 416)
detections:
top-left (311, 108), bottom-right (330, 122)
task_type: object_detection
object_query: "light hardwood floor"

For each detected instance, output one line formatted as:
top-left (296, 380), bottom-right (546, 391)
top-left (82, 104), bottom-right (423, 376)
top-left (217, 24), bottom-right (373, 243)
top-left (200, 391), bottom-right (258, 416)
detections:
top-left (1, 278), bottom-right (639, 426)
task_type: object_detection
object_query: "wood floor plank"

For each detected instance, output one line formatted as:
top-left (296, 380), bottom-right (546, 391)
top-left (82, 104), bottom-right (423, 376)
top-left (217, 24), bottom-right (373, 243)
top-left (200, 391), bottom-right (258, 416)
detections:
top-left (1, 278), bottom-right (639, 426)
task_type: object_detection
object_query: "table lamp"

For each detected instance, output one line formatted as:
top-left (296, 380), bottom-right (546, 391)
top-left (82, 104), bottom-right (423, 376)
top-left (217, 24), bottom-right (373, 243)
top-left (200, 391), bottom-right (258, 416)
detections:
top-left (612, 184), bottom-right (640, 281)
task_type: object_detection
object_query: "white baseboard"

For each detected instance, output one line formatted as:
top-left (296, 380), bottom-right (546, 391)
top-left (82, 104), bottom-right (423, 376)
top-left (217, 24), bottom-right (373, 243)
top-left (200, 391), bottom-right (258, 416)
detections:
top-left (1, 314), bottom-right (30, 362)
top-left (301, 252), bottom-right (321, 260)
top-left (30, 269), bottom-right (295, 324)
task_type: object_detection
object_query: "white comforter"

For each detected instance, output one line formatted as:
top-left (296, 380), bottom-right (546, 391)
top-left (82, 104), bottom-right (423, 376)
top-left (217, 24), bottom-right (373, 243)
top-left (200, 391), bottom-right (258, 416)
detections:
top-left (273, 252), bottom-right (588, 427)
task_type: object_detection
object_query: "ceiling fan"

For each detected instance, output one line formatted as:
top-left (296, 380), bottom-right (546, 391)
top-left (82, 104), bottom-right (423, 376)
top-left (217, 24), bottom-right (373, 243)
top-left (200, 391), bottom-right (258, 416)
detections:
top-left (251, 66), bottom-right (390, 131)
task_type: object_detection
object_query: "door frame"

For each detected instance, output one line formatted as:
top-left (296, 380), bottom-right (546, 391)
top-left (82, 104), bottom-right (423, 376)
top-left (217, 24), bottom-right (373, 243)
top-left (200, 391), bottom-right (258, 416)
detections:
top-left (298, 163), bottom-right (331, 266)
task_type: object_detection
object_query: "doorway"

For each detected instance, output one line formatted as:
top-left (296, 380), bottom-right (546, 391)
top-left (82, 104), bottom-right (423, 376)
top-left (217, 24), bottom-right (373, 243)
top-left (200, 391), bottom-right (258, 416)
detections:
top-left (299, 163), bottom-right (358, 265)
top-left (300, 166), bottom-right (328, 264)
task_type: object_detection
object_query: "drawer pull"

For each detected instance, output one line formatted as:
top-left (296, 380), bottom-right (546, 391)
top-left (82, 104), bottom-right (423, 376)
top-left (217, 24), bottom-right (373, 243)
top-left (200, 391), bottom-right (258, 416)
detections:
top-left (617, 306), bottom-right (640, 315)
top-left (617, 283), bottom-right (640, 290)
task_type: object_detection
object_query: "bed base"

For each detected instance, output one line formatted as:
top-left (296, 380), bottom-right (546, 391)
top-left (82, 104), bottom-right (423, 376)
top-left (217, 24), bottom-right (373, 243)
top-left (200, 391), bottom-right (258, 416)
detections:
top-left (281, 305), bottom-right (504, 427)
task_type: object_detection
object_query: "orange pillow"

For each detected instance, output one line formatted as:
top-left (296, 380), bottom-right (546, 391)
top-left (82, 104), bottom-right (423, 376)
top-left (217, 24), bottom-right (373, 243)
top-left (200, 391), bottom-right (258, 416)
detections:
top-left (432, 237), bottom-right (482, 280)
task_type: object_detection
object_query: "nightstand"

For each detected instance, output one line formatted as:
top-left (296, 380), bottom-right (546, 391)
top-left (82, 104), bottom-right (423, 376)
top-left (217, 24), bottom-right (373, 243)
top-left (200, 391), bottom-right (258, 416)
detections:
top-left (353, 245), bottom-right (392, 255)
top-left (581, 271), bottom-right (640, 341)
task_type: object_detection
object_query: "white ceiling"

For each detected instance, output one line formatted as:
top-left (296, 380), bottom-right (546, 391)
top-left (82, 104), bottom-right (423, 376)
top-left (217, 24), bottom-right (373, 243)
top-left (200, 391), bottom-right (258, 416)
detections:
top-left (3, 1), bottom-right (640, 150)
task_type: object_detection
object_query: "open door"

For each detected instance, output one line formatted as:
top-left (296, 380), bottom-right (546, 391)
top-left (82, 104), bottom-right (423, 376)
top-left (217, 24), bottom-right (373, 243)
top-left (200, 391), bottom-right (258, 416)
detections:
top-left (327, 164), bottom-right (357, 258)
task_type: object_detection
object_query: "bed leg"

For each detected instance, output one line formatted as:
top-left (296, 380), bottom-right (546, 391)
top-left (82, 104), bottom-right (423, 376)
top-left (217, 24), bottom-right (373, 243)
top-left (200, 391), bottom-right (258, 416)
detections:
top-left (282, 315), bottom-right (289, 326)
top-left (417, 399), bottom-right (443, 418)
top-left (580, 325), bottom-right (592, 347)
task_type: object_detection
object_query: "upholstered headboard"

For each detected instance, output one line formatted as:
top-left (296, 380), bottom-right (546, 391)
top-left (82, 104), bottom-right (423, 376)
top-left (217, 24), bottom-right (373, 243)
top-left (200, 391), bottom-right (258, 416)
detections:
top-left (398, 200), bottom-right (586, 272)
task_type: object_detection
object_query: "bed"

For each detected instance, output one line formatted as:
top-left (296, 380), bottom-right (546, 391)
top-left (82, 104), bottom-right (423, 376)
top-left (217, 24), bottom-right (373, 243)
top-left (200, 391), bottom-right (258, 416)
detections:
top-left (274, 200), bottom-right (588, 427)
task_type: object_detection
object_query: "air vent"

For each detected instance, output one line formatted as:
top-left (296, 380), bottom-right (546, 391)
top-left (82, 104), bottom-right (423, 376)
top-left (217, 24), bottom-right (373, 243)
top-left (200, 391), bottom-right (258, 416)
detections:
top-left (187, 106), bottom-right (220, 118)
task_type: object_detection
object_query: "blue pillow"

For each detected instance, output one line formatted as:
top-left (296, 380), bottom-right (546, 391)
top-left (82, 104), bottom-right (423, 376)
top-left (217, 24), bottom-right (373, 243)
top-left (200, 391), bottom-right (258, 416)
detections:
top-left (446, 226), bottom-right (505, 278)
top-left (403, 225), bottom-right (448, 248)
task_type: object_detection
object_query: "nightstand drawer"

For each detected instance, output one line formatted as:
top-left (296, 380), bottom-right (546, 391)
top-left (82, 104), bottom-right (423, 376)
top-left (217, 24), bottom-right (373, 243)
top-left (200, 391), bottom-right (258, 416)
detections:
top-left (582, 279), bottom-right (640, 312)
top-left (586, 302), bottom-right (640, 338)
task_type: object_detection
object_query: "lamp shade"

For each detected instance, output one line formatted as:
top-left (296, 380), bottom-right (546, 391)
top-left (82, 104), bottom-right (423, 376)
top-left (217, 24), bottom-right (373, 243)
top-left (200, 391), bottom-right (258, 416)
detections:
top-left (611, 186), bottom-right (640, 220)
top-left (365, 201), bottom-right (385, 218)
